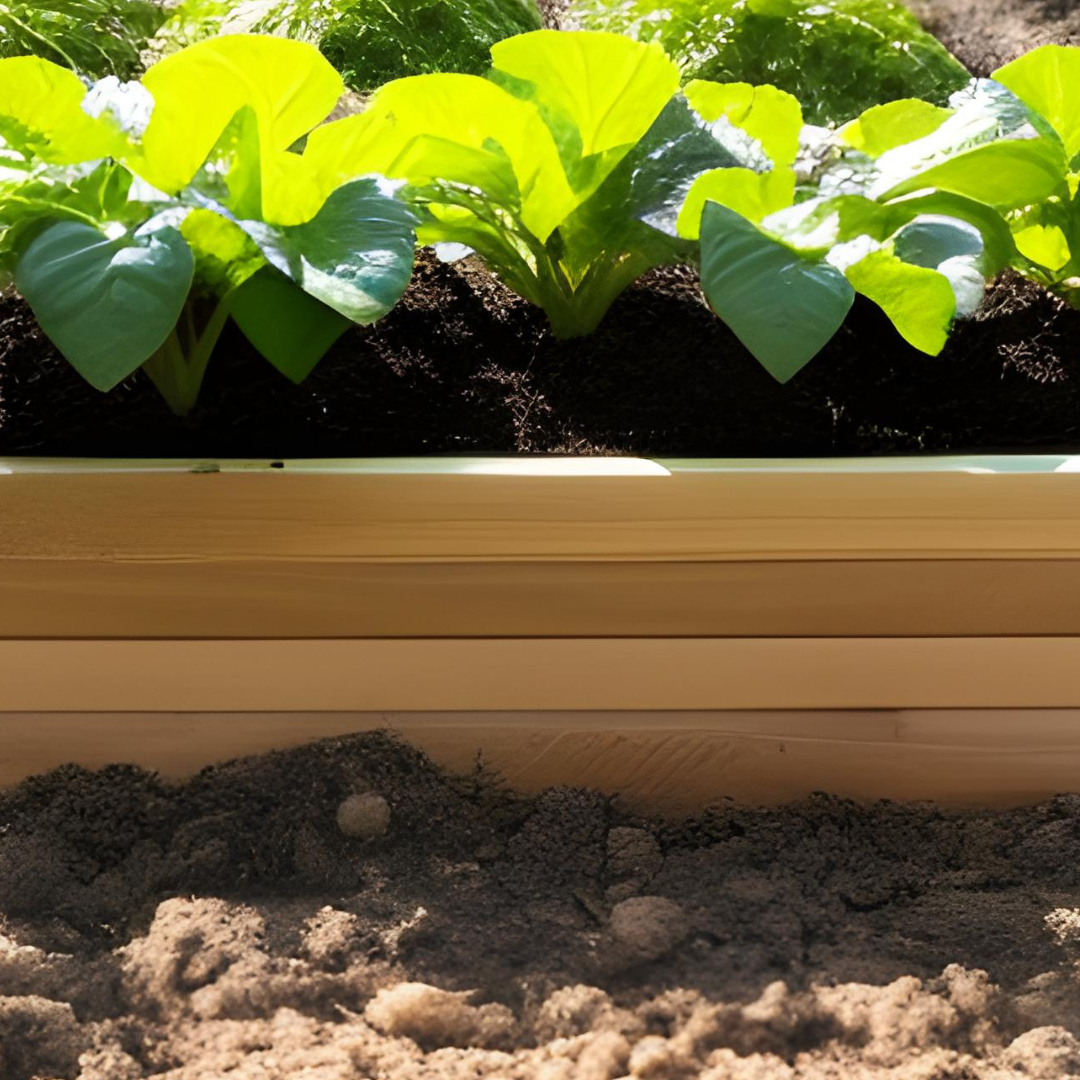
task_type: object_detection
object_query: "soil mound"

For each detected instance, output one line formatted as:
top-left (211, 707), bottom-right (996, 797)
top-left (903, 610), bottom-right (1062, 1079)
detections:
top-left (0, 732), bottom-right (1078, 1078)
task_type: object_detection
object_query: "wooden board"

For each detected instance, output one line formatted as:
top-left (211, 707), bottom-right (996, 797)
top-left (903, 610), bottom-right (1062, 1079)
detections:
top-left (6, 638), bottom-right (1080, 711)
top-left (1, 709), bottom-right (1079, 814)
top-left (4, 457), bottom-right (1080, 640)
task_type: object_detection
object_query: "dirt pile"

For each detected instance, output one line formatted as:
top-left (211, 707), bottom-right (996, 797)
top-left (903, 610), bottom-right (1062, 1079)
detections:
top-left (0, 733), bottom-right (1078, 1078)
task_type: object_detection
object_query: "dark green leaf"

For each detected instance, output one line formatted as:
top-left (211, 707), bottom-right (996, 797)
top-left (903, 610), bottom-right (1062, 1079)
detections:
top-left (229, 267), bottom-right (351, 383)
top-left (14, 220), bottom-right (193, 391)
top-left (699, 201), bottom-right (854, 382)
top-left (240, 177), bottom-right (418, 324)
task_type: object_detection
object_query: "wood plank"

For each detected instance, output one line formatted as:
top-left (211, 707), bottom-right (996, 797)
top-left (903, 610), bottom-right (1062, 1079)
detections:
top-left (1, 709), bottom-right (1079, 814)
top-left (3, 559), bottom-right (1080, 639)
top-left (6, 460), bottom-right (1080, 565)
top-left (5, 638), bottom-right (1080, 711)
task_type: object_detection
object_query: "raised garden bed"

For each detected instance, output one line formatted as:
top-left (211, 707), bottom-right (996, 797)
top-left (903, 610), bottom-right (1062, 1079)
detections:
top-left (5, 0), bottom-right (1080, 1078)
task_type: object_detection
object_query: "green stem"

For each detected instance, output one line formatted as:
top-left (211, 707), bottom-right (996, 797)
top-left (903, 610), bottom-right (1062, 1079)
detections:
top-left (141, 293), bottom-right (234, 417)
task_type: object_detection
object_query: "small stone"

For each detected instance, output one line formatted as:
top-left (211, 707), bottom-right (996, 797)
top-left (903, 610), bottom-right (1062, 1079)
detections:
top-left (610, 896), bottom-right (688, 960)
top-left (336, 792), bottom-right (391, 840)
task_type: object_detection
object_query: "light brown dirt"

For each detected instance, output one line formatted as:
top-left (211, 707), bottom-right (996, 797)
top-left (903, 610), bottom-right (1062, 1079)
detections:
top-left (0, 733), bottom-right (1079, 1078)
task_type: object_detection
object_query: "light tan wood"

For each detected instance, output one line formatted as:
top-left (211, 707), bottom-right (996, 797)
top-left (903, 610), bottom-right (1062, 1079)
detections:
top-left (5, 559), bottom-right (1080, 639)
top-left (5, 458), bottom-right (1080, 640)
top-left (6, 638), bottom-right (1080, 711)
top-left (6, 460), bottom-right (1080, 565)
top-left (2, 709), bottom-right (1079, 814)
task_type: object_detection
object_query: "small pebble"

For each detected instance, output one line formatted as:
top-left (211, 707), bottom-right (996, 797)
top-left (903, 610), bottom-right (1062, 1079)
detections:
top-left (610, 896), bottom-right (688, 960)
top-left (336, 792), bottom-right (391, 839)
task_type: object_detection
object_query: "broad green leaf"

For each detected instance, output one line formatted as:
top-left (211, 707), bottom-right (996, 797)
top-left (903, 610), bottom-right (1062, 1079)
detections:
top-left (136, 35), bottom-right (344, 194)
top-left (489, 30), bottom-right (679, 192)
top-left (683, 81), bottom-right (802, 167)
top-left (239, 177), bottom-right (417, 324)
top-left (186, 102), bottom-right (324, 227)
top-left (994, 45), bottom-right (1080, 163)
top-left (844, 249), bottom-right (955, 354)
top-left (229, 267), bottom-right (351, 383)
top-left (891, 215), bottom-right (987, 315)
top-left (869, 80), bottom-right (1068, 209)
top-left (1014, 223), bottom-right (1072, 271)
top-left (838, 99), bottom-right (952, 157)
top-left (304, 74), bottom-right (575, 242)
top-left (699, 201), bottom-right (854, 382)
top-left (0, 56), bottom-right (121, 163)
top-left (14, 220), bottom-right (194, 390)
top-left (180, 208), bottom-right (265, 295)
top-left (881, 190), bottom-right (1016, 274)
top-left (608, 94), bottom-right (772, 243)
top-left (677, 167), bottom-right (794, 237)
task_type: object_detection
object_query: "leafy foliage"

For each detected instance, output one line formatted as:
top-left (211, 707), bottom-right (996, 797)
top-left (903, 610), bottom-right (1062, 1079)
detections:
top-left (990, 45), bottom-right (1080, 309)
top-left (0, 36), bottom-right (417, 414)
top-left (185, 0), bottom-right (543, 92)
top-left (569, 0), bottom-right (969, 126)
top-left (646, 75), bottom-right (1063, 380)
top-left (305, 29), bottom-right (791, 336)
top-left (0, 0), bottom-right (165, 78)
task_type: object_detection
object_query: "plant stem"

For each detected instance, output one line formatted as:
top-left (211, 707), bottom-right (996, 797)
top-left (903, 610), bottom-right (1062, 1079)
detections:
top-left (141, 294), bottom-right (233, 417)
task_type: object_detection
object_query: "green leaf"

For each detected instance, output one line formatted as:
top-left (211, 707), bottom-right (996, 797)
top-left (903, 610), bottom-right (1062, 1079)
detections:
top-left (683, 80), bottom-right (803, 168)
top-left (14, 219), bottom-right (194, 391)
top-left (303, 73), bottom-right (575, 242)
top-left (180, 207), bottom-right (265, 296)
top-left (844, 249), bottom-right (956, 354)
top-left (994, 45), bottom-right (1080, 164)
top-left (838, 99), bottom-right (952, 157)
top-left (228, 266), bottom-right (351, 383)
top-left (1014, 223), bottom-right (1071, 271)
top-left (868, 80), bottom-right (1068, 209)
top-left (135, 35), bottom-right (344, 195)
top-left (609, 95), bottom-right (777, 243)
top-left (0, 56), bottom-right (122, 164)
top-left (489, 30), bottom-right (680, 193)
top-left (699, 201), bottom-right (854, 382)
top-left (891, 215), bottom-right (987, 316)
top-left (678, 168), bottom-right (794, 237)
top-left (239, 177), bottom-right (417, 324)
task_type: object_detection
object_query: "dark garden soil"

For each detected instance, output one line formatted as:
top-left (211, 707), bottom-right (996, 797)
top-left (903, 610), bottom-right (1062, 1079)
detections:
top-left (0, 731), bottom-right (1079, 1079)
top-left (3, 1), bottom-right (1080, 458)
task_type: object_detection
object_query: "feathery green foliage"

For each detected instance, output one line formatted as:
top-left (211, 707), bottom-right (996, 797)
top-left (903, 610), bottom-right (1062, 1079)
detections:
top-left (0, 0), bottom-right (165, 78)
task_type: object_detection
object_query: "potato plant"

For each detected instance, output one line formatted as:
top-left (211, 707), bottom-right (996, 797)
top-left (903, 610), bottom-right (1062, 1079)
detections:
top-left (0, 35), bottom-right (417, 414)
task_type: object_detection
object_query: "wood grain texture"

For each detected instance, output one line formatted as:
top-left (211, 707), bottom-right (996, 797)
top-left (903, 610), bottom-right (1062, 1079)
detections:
top-left (4, 459), bottom-right (1080, 639)
top-left (4, 461), bottom-right (1080, 564)
top-left (5, 638), bottom-right (1080, 711)
top-left (1, 709), bottom-right (1078, 813)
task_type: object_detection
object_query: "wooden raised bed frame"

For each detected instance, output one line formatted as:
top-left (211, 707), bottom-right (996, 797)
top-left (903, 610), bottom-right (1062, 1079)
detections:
top-left (4, 454), bottom-right (1080, 812)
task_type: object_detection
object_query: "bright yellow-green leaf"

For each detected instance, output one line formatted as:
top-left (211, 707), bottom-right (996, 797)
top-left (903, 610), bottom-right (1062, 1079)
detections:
top-left (677, 168), bottom-right (795, 238)
top-left (845, 248), bottom-right (956, 355)
top-left (1014, 222), bottom-right (1072, 271)
top-left (838, 99), bottom-right (952, 158)
top-left (135, 35), bottom-right (344, 194)
top-left (0, 57), bottom-right (121, 164)
top-left (683, 80), bottom-right (802, 168)
top-left (304, 74), bottom-right (576, 242)
top-left (994, 45), bottom-right (1080, 162)
top-left (490, 30), bottom-right (679, 160)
